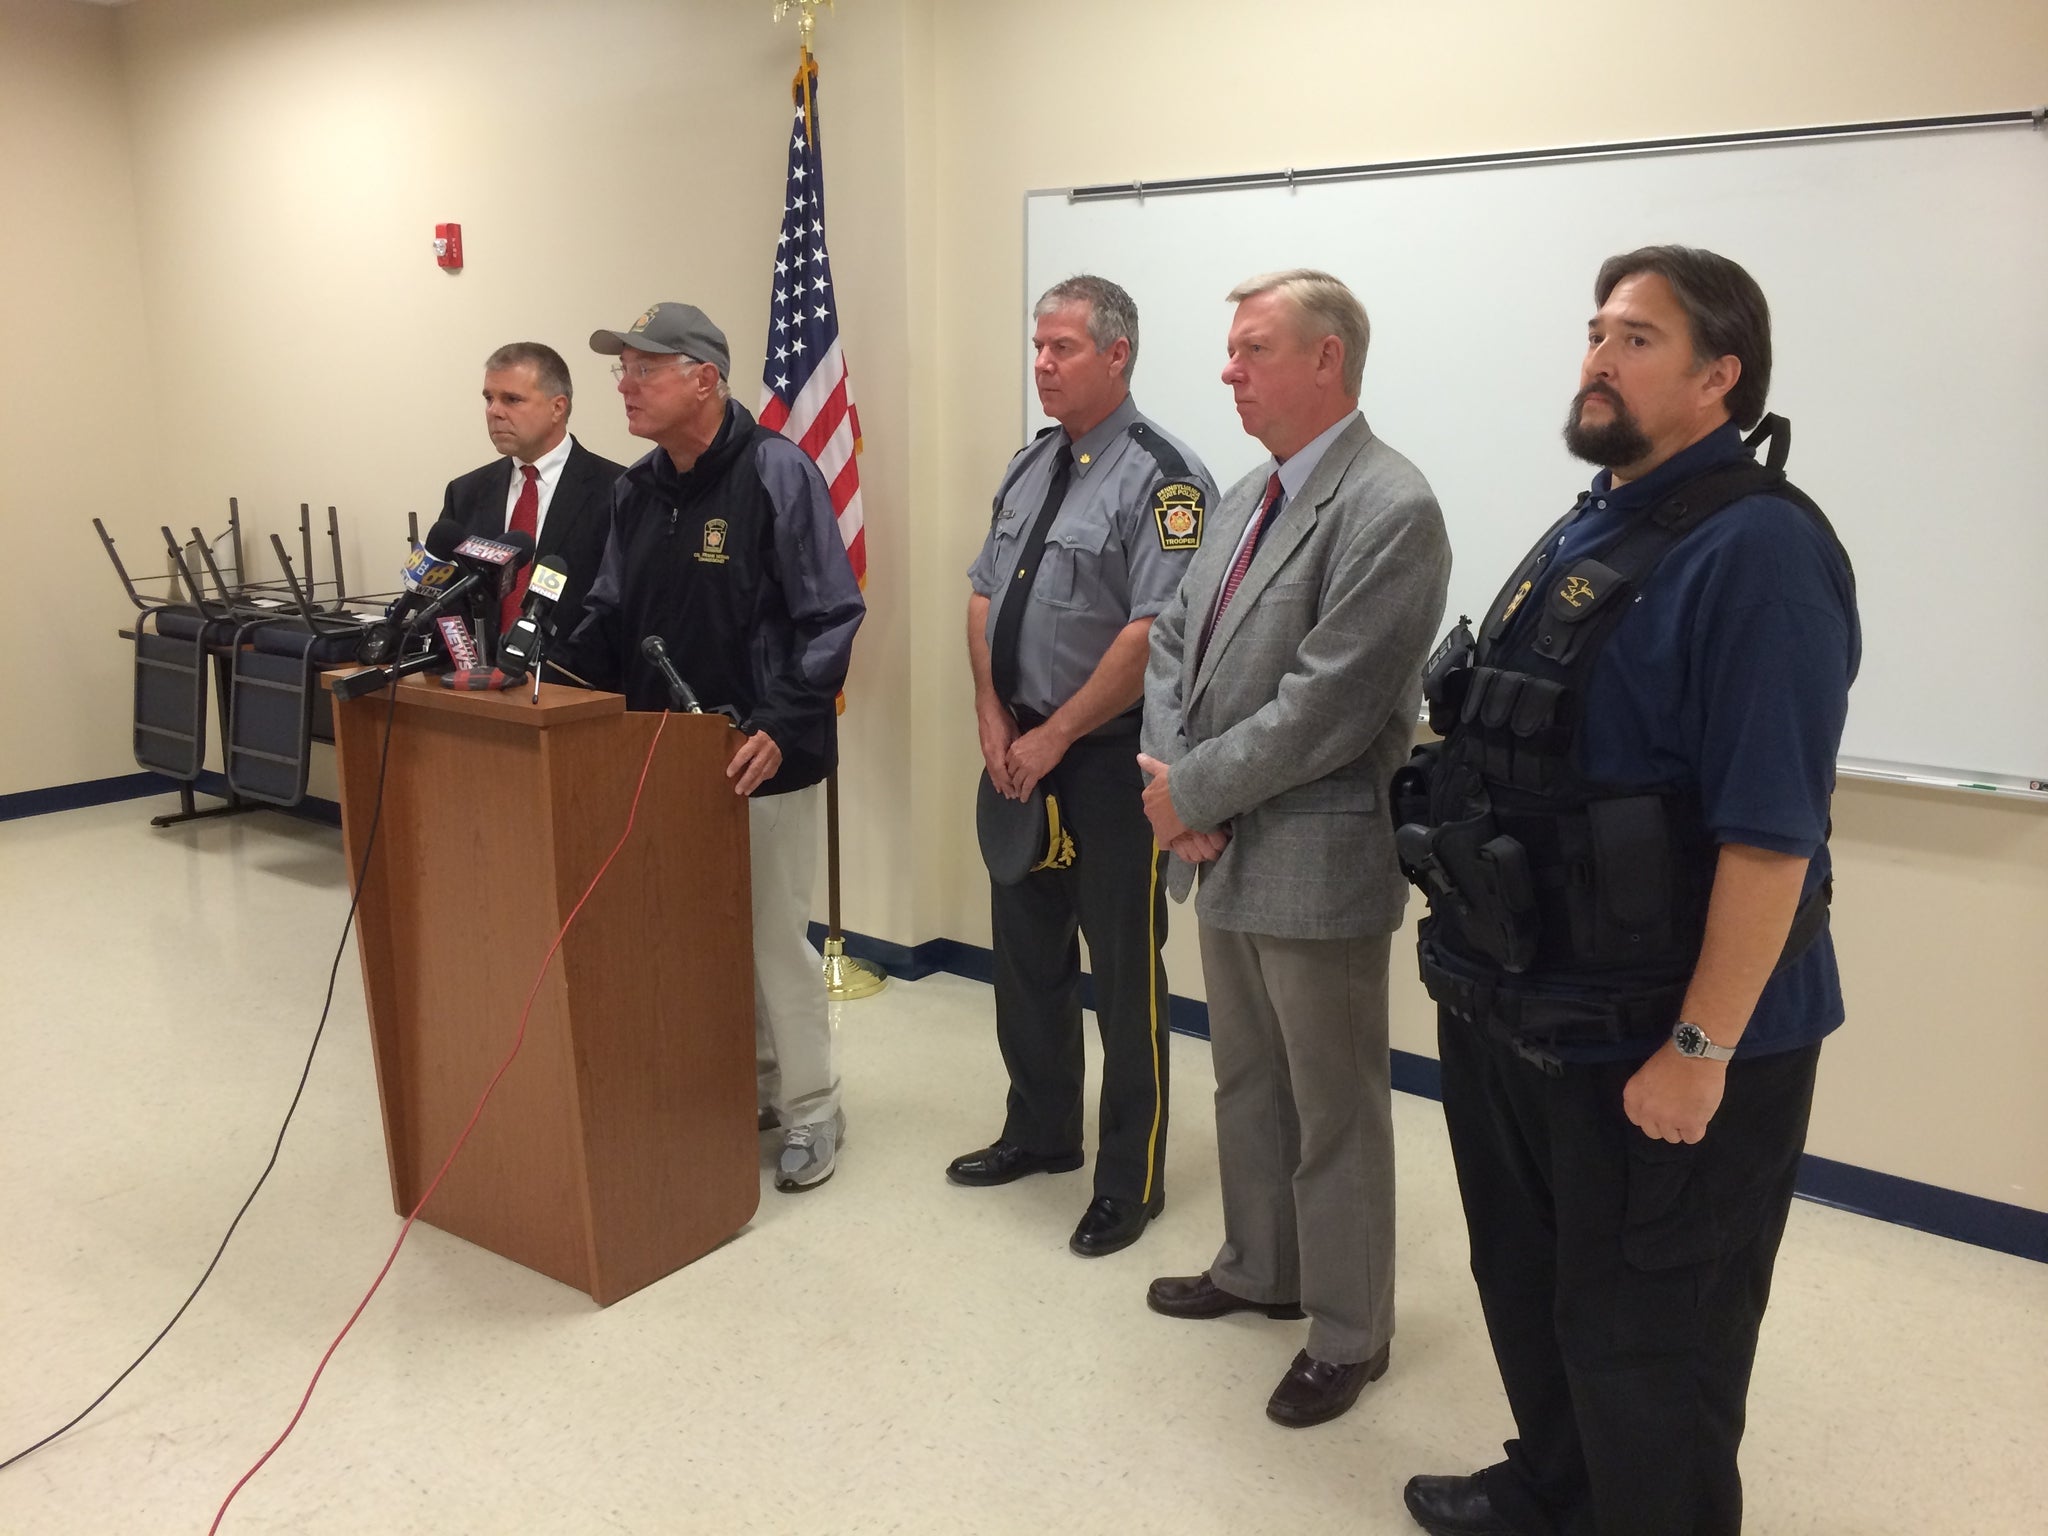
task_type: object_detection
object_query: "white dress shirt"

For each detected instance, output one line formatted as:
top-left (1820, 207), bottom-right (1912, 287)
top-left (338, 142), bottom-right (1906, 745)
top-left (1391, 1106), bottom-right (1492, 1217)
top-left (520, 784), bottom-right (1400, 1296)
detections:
top-left (502, 432), bottom-right (578, 542)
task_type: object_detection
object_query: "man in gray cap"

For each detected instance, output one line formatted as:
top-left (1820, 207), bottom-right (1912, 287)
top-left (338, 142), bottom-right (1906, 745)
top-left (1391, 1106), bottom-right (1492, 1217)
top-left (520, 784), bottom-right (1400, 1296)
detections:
top-left (950, 275), bottom-right (1216, 1258)
top-left (556, 302), bottom-right (866, 1192)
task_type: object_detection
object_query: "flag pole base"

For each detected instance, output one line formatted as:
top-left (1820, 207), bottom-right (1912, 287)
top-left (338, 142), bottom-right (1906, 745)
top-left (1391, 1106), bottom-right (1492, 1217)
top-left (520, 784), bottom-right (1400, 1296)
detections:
top-left (823, 936), bottom-right (887, 1001)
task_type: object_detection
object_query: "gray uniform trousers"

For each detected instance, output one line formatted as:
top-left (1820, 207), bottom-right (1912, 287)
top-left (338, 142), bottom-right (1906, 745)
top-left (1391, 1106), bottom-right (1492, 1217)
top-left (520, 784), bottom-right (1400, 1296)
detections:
top-left (1201, 923), bottom-right (1396, 1367)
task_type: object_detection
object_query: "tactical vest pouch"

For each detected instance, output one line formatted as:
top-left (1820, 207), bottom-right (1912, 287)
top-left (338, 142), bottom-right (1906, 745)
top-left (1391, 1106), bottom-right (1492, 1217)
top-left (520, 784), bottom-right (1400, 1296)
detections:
top-left (1547, 794), bottom-right (1687, 967)
top-left (1462, 668), bottom-right (1569, 790)
top-left (1424, 809), bottom-right (1541, 974)
top-left (1531, 559), bottom-right (1630, 665)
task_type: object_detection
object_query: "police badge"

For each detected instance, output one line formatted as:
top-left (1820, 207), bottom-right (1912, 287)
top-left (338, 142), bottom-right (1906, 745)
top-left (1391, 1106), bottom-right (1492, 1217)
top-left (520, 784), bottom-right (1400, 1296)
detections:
top-left (1152, 481), bottom-right (1205, 551)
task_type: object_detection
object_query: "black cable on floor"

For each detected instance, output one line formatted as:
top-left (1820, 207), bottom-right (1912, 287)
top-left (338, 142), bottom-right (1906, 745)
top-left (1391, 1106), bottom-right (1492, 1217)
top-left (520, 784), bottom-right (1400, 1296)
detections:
top-left (0, 680), bottom-right (406, 1474)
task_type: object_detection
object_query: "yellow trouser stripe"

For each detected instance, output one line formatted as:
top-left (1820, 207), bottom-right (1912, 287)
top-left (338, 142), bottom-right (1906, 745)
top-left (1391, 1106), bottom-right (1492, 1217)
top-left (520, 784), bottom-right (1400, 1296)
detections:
top-left (1141, 840), bottom-right (1164, 1204)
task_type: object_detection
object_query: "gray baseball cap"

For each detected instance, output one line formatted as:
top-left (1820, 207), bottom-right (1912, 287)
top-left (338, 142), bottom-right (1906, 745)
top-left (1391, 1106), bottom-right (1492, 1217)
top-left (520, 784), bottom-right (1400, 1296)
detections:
top-left (589, 302), bottom-right (731, 378)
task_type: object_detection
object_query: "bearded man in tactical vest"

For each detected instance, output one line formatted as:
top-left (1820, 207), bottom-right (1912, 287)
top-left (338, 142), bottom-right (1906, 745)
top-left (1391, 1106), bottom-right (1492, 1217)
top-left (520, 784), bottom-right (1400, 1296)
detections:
top-left (1398, 247), bottom-right (1860, 1536)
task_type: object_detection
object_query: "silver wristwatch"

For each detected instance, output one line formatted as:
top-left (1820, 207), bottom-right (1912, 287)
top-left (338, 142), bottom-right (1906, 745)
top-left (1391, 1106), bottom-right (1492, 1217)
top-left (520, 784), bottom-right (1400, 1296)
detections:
top-left (1671, 1021), bottom-right (1736, 1062)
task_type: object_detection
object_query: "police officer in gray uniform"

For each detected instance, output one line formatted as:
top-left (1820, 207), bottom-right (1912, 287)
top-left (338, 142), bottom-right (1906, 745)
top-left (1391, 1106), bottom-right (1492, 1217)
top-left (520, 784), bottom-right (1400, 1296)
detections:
top-left (950, 275), bottom-right (1217, 1258)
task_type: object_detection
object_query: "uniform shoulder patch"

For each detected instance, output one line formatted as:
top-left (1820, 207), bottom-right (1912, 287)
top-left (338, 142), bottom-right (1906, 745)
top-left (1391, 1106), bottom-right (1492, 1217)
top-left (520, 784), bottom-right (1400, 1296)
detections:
top-left (1152, 480), bottom-right (1205, 552)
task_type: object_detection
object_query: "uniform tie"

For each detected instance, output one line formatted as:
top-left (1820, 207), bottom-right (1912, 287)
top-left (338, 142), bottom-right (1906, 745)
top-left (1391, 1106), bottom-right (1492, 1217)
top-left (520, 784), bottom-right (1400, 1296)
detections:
top-left (1199, 472), bottom-right (1283, 663)
top-left (501, 462), bottom-right (540, 633)
top-left (987, 443), bottom-right (1073, 706)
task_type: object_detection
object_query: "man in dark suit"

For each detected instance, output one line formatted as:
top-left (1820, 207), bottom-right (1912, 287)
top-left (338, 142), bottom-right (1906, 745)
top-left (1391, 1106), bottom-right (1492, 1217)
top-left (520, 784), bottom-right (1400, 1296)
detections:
top-left (1138, 269), bottom-right (1451, 1429)
top-left (441, 342), bottom-right (623, 640)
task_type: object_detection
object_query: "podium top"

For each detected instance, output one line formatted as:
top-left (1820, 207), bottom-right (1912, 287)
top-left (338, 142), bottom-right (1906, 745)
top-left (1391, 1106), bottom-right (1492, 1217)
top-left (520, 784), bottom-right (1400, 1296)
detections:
top-left (323, 671), bottom-right (625, 728)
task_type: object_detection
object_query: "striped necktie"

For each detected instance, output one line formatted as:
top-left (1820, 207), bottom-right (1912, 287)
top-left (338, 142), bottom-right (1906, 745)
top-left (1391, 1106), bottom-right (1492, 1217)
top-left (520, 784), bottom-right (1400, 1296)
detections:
top-left (1199, 471), bottom-right (1283, 662)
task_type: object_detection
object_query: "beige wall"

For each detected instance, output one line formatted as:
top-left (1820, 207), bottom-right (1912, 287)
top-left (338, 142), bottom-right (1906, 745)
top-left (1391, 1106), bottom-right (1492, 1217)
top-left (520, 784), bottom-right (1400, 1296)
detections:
top-left (6, 0), bottom-right (2043, 1214)
top-left (1, 0), bottom-right (164, 794)
top-left (93, 0), bottom-right (925, 935)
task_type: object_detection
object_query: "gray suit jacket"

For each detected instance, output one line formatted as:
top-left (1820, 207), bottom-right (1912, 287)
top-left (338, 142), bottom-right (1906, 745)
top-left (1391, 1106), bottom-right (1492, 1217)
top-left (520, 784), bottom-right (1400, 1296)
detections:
top-left (1140, 415), bottom-right (1451, 940)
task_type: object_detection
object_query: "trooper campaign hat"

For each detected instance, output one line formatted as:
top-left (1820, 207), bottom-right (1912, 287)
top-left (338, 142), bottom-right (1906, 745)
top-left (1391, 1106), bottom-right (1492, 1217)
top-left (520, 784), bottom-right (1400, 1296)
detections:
top-left (976, 771), bottom-right (1077, 887)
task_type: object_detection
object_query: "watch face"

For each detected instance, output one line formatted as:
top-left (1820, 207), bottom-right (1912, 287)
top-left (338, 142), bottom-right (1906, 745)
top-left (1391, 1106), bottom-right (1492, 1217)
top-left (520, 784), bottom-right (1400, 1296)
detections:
top-left (1674, 1023), bottom-right (1706, 1056)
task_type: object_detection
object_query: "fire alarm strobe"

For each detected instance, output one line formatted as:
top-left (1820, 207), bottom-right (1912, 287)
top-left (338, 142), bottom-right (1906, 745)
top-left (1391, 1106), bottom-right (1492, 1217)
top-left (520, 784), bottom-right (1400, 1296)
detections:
top-left (434, 223), bottom-right (463, 271)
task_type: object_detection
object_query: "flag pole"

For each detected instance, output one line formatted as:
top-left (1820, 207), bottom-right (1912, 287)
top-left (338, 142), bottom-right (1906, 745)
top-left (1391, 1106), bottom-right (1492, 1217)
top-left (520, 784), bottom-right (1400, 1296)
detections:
top-left (772, 0), bottom-right (833, 57)
top-left (772, 0), bottom-right (885, 1002)
top-left (821, 769), bottom-right (885, 999)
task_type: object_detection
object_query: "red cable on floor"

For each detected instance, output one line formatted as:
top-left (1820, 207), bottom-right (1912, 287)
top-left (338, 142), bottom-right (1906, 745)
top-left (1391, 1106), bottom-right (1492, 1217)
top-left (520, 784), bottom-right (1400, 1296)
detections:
top-left (209, 711), bottom-right (673, 1533)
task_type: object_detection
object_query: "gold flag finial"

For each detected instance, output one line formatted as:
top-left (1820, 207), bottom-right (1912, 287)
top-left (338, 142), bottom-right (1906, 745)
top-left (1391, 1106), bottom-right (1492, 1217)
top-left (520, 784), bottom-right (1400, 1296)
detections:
top-left (773, 0), bottom-right (836, 53)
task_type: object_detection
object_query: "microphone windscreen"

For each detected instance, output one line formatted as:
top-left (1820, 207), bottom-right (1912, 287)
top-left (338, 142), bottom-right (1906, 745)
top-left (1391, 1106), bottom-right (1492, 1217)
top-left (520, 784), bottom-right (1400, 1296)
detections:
top-left (423, 517), bottom-right (470, 559)
top-left (529, 553), bottom-right (569, 589)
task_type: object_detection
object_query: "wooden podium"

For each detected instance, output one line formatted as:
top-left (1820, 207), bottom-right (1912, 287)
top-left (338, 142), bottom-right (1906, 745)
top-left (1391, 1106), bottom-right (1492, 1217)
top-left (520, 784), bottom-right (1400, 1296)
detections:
top-left (328, 675), bottom-right (758, 1305)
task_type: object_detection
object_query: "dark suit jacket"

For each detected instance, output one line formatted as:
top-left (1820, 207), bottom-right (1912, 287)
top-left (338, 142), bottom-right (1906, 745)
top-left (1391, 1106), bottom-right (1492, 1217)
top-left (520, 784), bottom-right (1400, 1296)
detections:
top-left (439, 435), bottom-right (624, 641)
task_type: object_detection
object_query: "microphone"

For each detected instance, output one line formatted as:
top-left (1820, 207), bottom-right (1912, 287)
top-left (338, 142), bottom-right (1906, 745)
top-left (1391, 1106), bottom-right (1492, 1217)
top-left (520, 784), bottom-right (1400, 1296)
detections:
top-left (408, 519), bottom-right (536, 634)
top-left (640, 634), bottom-right (702, 713)
top-left (497, 554), bottom-right (570, 679)
top-left (357, 541), bottom-right (463, 664)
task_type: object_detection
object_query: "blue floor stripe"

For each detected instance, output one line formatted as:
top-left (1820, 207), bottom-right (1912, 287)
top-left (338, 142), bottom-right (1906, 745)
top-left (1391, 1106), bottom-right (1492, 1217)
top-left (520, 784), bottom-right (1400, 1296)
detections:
top-left (808, 924), bottom-right (2044, 1264)
top-left (1, 770), bottom-right (340, 827)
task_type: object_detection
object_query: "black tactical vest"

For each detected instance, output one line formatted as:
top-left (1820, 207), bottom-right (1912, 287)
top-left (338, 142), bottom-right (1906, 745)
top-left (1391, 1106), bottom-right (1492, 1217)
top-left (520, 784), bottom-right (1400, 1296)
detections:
top-left (1392, 416), bottom-right (1851, 1054)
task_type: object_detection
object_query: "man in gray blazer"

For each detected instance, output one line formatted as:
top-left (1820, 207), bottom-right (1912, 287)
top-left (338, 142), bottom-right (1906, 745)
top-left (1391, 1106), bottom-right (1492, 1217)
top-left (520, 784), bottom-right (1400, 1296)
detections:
top-left (1137, 269), bottom-right (1450, 1428)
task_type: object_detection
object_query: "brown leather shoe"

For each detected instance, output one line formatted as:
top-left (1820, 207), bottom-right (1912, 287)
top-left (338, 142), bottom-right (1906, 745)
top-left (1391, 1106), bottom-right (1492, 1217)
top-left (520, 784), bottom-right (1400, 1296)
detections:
top-left (1264, 1343), bottom-right (1390, 1427)
top-left (1146, 1272), bottom-right (1305, 1321)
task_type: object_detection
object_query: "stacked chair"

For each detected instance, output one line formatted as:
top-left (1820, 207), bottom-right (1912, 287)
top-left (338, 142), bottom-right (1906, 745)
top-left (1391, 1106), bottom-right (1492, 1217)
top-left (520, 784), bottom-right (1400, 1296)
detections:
top-left (96, 501), bottom-right (401, 825)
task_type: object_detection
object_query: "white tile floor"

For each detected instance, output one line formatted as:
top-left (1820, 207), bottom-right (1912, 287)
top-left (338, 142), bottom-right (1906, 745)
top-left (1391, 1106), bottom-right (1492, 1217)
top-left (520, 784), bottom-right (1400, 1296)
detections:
top-left (2, 798), bottom-right (2045, 1534)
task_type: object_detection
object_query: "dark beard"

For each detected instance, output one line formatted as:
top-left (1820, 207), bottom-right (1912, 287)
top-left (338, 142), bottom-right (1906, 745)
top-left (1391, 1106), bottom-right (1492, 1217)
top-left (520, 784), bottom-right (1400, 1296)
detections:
top-left (1563, 385), bottom-right (1651, 469)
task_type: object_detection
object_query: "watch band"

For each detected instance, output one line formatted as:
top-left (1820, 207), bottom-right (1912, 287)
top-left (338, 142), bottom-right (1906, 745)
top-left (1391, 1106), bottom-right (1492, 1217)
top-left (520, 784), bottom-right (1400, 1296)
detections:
top-left (1671, 1021), bottom-right (1737, 1062)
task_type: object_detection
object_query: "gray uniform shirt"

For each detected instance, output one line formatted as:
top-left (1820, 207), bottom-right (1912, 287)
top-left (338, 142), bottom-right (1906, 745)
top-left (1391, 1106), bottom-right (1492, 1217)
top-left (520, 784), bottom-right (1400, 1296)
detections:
top-left (968, 394), bottom-right (1216, 718)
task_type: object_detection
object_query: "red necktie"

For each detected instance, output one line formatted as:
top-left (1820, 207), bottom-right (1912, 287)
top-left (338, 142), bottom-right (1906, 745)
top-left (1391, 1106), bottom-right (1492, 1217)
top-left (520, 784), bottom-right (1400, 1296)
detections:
top-left (501, 462), bottom-right (539, 632)
top-left (1199, 472), bottom-right (1282, 663)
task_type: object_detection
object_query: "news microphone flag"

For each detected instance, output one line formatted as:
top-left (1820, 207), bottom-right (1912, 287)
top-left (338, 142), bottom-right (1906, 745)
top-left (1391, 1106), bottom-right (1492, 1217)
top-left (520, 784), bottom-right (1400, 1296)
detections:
top-left (401, 543), bottom-right (460, 597)
top-left (758, 47), bottom-right (866, 609)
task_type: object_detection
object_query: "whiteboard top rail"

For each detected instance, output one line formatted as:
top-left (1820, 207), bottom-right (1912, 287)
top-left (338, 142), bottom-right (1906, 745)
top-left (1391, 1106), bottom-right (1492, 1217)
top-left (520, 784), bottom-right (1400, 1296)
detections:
top-left (1044, 107), bottom-right (2046, 203)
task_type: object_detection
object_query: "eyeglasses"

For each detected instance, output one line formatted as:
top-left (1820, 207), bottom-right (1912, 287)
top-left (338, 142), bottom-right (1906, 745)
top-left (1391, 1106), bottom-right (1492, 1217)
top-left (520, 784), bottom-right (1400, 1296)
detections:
top-left (610, 357), bottom-right (698, 384)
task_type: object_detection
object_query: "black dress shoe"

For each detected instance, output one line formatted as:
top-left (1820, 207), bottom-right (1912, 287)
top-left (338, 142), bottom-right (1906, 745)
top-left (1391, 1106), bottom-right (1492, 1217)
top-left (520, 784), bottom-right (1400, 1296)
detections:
top-left (1068, 1192), bottom-right (1163, 1257)
top-left (1146, 1272), bottom-right (1306, 1321)
top-left (1401, 1473), bottom-right (1515, 1535)
top-left (945, 1139), bottom-right (1084, 1187)
top-left (757, 1106), bottom-right (779, 1132)
top-left (1264, 1343), bottom-right (1390, 1428)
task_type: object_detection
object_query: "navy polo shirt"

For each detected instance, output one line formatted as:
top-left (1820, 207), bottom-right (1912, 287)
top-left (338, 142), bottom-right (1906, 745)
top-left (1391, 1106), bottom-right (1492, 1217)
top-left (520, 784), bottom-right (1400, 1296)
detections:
top-left (1527, 423), bottom-right (1861, 1059)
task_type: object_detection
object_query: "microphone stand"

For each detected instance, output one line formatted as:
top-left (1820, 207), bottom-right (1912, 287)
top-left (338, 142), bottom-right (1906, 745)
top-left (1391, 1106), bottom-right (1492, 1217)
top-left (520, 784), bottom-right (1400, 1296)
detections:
top-left (330, 647), bottom-right (448, 704)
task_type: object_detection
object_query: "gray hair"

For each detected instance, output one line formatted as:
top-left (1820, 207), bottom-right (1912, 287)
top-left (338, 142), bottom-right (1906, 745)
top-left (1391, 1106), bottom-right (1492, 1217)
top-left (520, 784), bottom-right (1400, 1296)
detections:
top-left (1226, 269), bottom-right (1370, 396)
top-left (485, 341), bottom-right (574, 411)
top-left (1034, 274), bottom-right (1140, 382)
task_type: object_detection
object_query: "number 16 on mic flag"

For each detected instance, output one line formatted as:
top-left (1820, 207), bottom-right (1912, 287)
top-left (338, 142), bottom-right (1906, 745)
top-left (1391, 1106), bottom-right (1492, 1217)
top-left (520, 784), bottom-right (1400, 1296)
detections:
top-left (758, 45), bottom-right (867, 626)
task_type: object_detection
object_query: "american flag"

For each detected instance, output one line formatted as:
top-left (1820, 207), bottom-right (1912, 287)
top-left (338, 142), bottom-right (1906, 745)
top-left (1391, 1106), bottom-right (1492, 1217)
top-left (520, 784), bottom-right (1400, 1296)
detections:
top-left (759, 48), bottom-right (866, 591)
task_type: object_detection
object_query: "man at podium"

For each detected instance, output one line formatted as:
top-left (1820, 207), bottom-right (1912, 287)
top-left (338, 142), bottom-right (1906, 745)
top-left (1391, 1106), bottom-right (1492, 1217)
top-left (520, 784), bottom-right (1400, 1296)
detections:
top-left (555, 301), bottom-right (865, 1194)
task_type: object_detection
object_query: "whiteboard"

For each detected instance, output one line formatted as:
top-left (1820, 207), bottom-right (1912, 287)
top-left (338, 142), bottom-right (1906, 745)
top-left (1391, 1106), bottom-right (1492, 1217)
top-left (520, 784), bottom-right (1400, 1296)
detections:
top-left (1025, 123), bottom-right (2048, 793)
